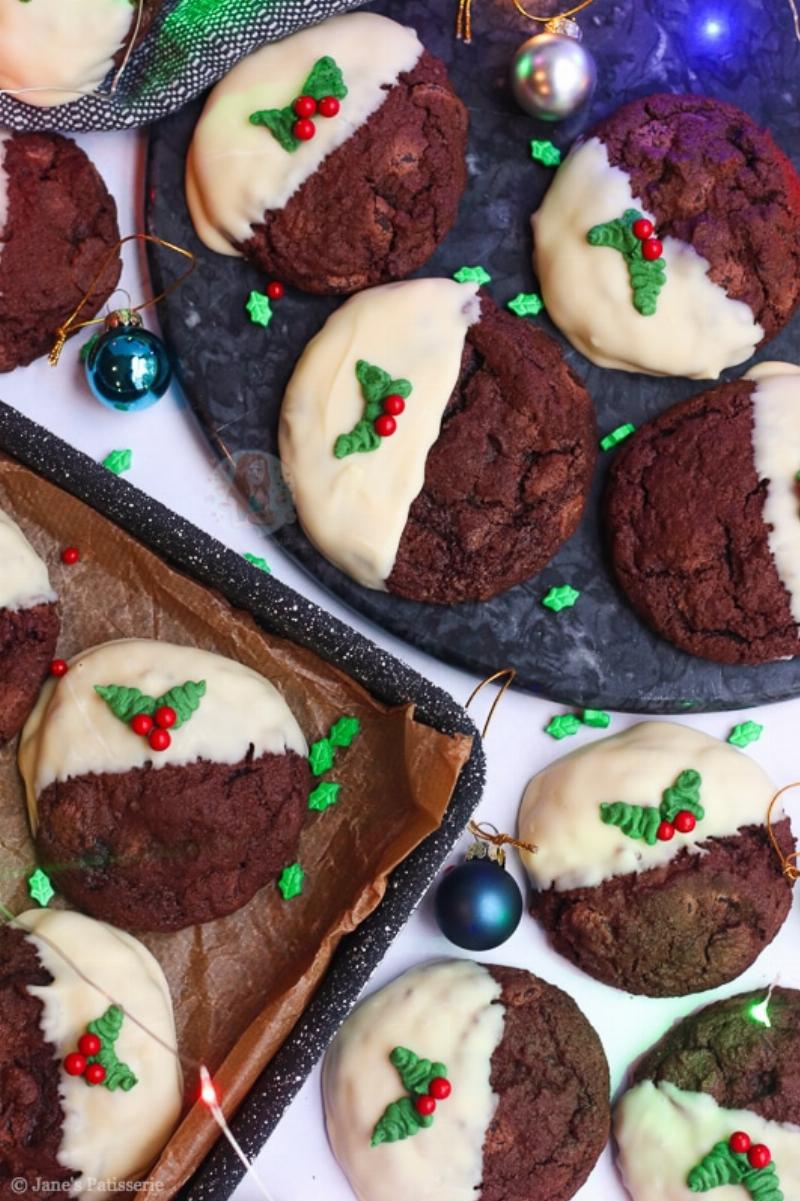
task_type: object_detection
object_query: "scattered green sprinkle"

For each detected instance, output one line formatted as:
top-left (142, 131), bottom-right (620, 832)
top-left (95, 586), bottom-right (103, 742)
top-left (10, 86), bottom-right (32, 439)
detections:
top-left (246, 290), bottom-right (273, 328)
top-left (308, 780), bottom-right (341, 812)
top-left (278, 863), bottom-right (304, 900)
top-left (542, 584), bottom-right (580, 612)
top-left (582, 709), bottom-right (610, 728)
top-left (28, 868), bottom-right (54, 907)
top-left (101, 449), bottom-right (132, 476)
top-left (243, 552), bottom-right (271, 574)
top-left (309, 738), bottom-right (335, 776)
top-left (507, 292), bottom-right (544, 318)
top-left (545, 714), bottom-right (582, 740)
top-left (329, 715), bottom-right (361, 747)
top-left (453, 265), bottom-right (491, 285)
top-left (530, 139), bottom-right (562, 167)
top-left (600, 423), bottom-right (636, 451)
top-left (728, 721), bottom-right (764, 749)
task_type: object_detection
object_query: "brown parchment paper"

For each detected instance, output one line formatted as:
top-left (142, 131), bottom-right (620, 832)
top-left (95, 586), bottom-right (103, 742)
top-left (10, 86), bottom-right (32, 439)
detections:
top-left (0, 456), bottom-right (472, 1196)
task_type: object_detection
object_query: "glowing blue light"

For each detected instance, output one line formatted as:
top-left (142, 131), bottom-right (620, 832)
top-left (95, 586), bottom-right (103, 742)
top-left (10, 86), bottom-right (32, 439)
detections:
top-left (699, 13), bottom-right (729, 40)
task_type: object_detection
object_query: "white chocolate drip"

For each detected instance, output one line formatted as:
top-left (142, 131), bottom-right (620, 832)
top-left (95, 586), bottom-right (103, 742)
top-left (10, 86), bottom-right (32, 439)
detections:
top-left (0, 506), bottom-right (57, 611)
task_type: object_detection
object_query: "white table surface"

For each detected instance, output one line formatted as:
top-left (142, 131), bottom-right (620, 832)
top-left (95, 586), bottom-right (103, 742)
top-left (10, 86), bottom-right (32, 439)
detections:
top-left (4, 130), bottom-right (799, 1201)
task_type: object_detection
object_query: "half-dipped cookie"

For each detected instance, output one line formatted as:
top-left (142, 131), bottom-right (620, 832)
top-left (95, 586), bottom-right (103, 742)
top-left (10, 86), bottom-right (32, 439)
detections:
top-left (533, 94), bottom-right (800, 378)
top-left (279, 279), bottom-right (596, 604)
top-left (323, 959), bottom-right (610, 1201)
top-left (615, 987), bottom-right (800, 1200)
top-left (518, 722), bottom-right (794, 997)
top-left (0, 908), bottom-right (181, 1199)
top-left (19, 639), bottom-right (310, 932)
top-left (0, 507), bottom-right (58, 743)
top-left (186, 12), bottom-right (468, 294)
top-left (606, 362), bottom-right (800, 664)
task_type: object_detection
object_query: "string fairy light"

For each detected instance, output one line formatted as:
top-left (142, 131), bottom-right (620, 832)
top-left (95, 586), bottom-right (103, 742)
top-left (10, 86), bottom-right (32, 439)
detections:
top-left (748, 980), bottom-right (778, 1029)
top-left (199, 1067), bottom-right (277, 1201)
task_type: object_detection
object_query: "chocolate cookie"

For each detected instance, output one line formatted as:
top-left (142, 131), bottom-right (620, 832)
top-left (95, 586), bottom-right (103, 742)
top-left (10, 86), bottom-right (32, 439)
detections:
top-left (186, 12), bottom-right (467, 294)
top-left (0, 508), bottom-right (58, 743)
top-left (606, 364), bottom-right (800, 664)
top-left (615, 988), bottom-right (800, 1200)
top-left (519, 723), bottom-right (794, 997)
top-left (533, 93), bottom-right (800, 378)
top-left (280, 279), bottom-right (596, 604)
top-left (323, 960), bottom-right (610, 1201)
top-left (0, 131), bottom-right (121, 372)
top-left (21, 640), bottom-right (311, 932)
top-left (0, 909), bottom-right (181, 1200)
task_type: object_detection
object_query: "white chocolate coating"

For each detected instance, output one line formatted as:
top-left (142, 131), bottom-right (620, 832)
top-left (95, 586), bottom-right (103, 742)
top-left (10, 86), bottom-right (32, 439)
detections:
top-left (518, 722), bottom-right (777, 892)
top-left (0, 0), bottom-right (134, 108)
top-left (185, 12), bottom-right (423, 256)
top-left (615, 1081), bottom-right (800, 1201)
top-left (17, 909), bottom-right (182, 1198)
top-left (279, 279), bottom-right (481, 591)
top-left (747, 362), bottom-right (800, 627)
top-left (532, 138), bottom-right (763, 379)
top-left (323, 960), bottom-right (504, 1201)
top-left (19, 639), bottom-right (307, 828)
top-left (0, 506), bottom-right (57, 611)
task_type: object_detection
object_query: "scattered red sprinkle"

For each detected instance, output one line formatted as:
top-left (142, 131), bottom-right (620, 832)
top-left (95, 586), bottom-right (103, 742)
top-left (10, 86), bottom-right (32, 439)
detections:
top-left (748, 1145), bottom-right (771, 1170)
top-left (50, 659), bottom-right (69, 678)
top-left (383, 394), bottom-right (406, 417)
top-left (293, 95), bottom-right (317, 119)
top-left (64, 1052), bottom-right (87, 1077)
top-left (632, 218), bottom-right (654, 240)
top-left (656, 820), bottom-right (675, 842)
top-left (85, 1063), bottom-right (107, 1087)
top-left (266, 281), bottom-right (285, 301)
top-left (61, 546), bottom-right (80, 566)
top-left (674, 810), bottom-right (696, 834)
top-left (729, 1132), bottom-right (752, 1154)
top-left (318, 96), bottom-right (341, 118)
top-left (642, 238), bottom-right (663, 261)
top-left (149, 728), bottom-right (171, 752)
top-left (293, 118), bottom-right (316, 142)
top-left (78, 1034), bottom-right (102, 1058)
top-left (374, 414), bottom-right (397, 438)
top-left (415, 1095), bottom-right (436, 1117)
top-left (154, 705), bottom-right (177, 730)
top-left (429, 1077), bottom-right (452, 1101)
top-left (131, 713), bottom-right (154, 737)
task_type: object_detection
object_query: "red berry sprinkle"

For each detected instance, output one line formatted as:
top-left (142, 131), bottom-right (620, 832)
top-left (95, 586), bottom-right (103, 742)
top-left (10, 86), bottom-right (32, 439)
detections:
top-left (383, 394), bottom-right (406, 417)
top-left (50, 659), bottom-right (69, 678)
top-left (131, 713), bottom-right (154, 737)
top-left (632, 218), bottom-right (654, 240)
top-left (642, 238), bottom-right (663, 261)
top-left (64, 1052), bottom-right (87, 1077)
top-left (293, 95), bottom-right (317, 119)
top-left (729, 1132), bottom-right (752, 1154)
top-left (374, 415), bottom-right (397, 438)
top-left (318, 96), bottom-right (341, 118)
top-left (748, 1145), bottom-right (771, 1170)
top-left (154, 705), bottom-right (177, 730)
top-left (674, 810), bottom-right (696, 834)
top-left (149, 727), bottom-right (172, 752)
top-left (78, 1033), bottom-right (102, 1058)
top-left (415, 1095), bottom-right (436, 1117)
top-left (85, 1063), bottom-right (107, 1087)
top-left (266, 281), bottom-right (285, 301)
top-left (293, 118), bottom-right (316, 142)
top-left (429, 1077), bottom-right (452, 1101)
top-left (61, 546), bottom-right (80, 566)
top-left (657, 820), bottom-right (675, 842)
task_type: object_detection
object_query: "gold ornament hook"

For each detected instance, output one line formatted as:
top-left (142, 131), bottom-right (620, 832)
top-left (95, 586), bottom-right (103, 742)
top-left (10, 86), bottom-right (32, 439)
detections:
top-left (465, 667), bottom-right (516, 739)
top-left (456, 0), bottom-right (597, 42)
top-left (766, 782), bottom-right (800, 881)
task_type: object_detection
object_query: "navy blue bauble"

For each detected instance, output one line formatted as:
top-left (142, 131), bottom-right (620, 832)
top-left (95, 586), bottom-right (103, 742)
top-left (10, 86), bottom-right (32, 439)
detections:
top-left (84, 317), bottom-right (172, 412)
top-left (434, 859), bottom-right (523, 951)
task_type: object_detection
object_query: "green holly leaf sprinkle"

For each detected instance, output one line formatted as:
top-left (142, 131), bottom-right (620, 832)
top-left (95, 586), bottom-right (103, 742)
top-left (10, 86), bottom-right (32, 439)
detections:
top-left (84, 1006), bottom-right (138, 1092)
top-left (244, 552), bottom-right (272, 574)
top-left (250, 56), bottom-right (348, 152)
top-left (278, 863), bottom-right (304, 900)
top-left (102, 449), bottom-right (132, 476)
top-left (309, 738), bottom-right (335, 776)
top-left (507, 292), bottom-right (544, 318)
top-left (587, 208), bottom-right (667, 315)
top-left (542, 584), bottom-right (580, 612)
top-left (246, 291), bottom-right (273, 328)
top-left (530, 139), bottom-right (562, 167)
top-left (79, 332), bottom-right (101, 364)
top-left (728, 721), bottom-right (764, 749)
top-left (545, 714), bottom-right (581, 740)
top-left (453, 265), bottom-right (491, 285)
top-left (582, 709), bottom-right (610, 728)
top-left (329, 715), bottom-right (361, 747)
top-left (28, 868), bottom-right (54, 907)
top-left (334, 361), bottom-right (413, 459)
top-left (308, 781), bottom-right (341, 811)
top-left (600, 423), bottom-right (636, 451)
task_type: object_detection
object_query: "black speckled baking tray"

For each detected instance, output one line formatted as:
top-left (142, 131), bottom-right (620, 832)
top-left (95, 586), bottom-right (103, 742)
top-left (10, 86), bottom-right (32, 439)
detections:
top-left (0, 400), bottom-right (484, 1201)
top-left (145, 0), bottom-right (800, 713)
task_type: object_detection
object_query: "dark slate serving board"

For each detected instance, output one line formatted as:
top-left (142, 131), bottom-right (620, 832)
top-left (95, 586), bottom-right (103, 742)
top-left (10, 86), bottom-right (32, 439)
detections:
top-left (146, 0), bottom-right (800, 713)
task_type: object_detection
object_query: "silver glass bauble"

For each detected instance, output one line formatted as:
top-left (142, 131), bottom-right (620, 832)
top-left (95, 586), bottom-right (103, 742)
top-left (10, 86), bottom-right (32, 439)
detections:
top-left (510, 28), bottom-right (596, 121)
